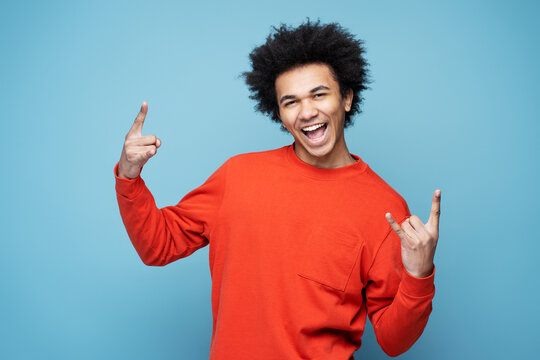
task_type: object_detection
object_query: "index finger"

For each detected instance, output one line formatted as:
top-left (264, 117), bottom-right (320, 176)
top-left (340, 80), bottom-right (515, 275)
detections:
top-left (385, 212), bottom-right (406, 241)
top-left (427, 189), bottom-right (441, 229)
top-left (127, 101), bottom-right (148, 137)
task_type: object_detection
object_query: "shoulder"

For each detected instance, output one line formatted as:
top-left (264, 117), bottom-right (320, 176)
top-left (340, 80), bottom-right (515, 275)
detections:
top-left (224, 145), bottom-right (288, 169)
top-left (356, 164), bottom-right (410, 220)
top-left (347, 162), bottom-right (410, 251)
top-left (368, 166), bottom-right (409, 215)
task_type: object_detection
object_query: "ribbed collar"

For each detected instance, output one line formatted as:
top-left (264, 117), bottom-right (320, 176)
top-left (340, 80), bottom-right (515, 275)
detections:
top-left (284, 143), bottom-right (368, 180)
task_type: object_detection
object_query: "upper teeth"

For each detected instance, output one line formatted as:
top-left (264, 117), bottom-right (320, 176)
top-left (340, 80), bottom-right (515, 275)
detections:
top-left (303, 123), bottom-right (325, 132)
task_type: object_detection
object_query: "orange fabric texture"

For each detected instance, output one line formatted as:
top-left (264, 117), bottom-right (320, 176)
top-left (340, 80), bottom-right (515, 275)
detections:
top-left (114, 144), bottom-right (435, 359)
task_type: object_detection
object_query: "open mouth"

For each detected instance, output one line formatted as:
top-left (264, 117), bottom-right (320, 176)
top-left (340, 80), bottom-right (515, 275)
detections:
top-left (301, 123), bottom-right (327, 140)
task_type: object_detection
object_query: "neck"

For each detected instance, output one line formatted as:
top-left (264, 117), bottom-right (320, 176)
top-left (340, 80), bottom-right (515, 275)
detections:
top-left (294, 141), bottom-right (356, 169)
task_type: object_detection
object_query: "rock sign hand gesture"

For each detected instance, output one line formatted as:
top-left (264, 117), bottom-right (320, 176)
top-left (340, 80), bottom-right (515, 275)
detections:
top-left (118, 102), bottom-right (162, 179)
top-left (385, 190), bottom-right (441, 278)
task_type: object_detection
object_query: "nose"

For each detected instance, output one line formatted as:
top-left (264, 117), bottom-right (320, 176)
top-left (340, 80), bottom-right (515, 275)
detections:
top-left (298, 99), bottom-right (318, 121)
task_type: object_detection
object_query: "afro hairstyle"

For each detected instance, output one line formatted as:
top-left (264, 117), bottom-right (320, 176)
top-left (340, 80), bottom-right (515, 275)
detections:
top-left (243, 19), bottom-right (370, 130)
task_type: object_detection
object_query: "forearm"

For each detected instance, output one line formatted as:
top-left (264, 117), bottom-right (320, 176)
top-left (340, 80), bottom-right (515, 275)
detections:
top-left (116, 177), bottom-right (168, 266)
top-left (371, 269), bottom-right (435, 357)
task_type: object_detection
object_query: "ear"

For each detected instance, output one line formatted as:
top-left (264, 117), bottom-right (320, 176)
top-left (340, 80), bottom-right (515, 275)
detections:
top-left (344, 89), bottom-right (353, 112)
top-left (274, 106), bottom-right (281, 120)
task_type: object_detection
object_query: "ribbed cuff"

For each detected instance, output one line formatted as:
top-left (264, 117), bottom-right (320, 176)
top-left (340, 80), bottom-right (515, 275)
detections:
top-left (400, 265), bottom-right (436, 297)
top-left (114, 162), bottom-right (144, 199)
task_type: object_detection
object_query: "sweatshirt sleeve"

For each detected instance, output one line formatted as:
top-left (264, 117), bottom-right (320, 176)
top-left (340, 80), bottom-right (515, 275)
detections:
top-left (364, 217), bottom-right (435, 357)
top-left (114, 160), bottom-right (229, 266)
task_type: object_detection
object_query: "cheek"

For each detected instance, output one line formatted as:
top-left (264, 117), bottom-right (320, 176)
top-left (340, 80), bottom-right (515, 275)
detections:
top-left (321, 99), bottom-right (340, 113)
top-left (280, 111), bottom-right (296, 129)
top-left (324, 105), bottom-right (342, 122)
top-left (280, 118), bottom-right (293, 133)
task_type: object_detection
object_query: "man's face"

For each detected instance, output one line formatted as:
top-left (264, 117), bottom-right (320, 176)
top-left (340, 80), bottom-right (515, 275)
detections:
top-left (275, 63), bottom-right (353, 168)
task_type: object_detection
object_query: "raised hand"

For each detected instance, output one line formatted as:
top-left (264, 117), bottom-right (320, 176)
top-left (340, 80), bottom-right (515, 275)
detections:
top-left (385, 190), bottom-right (441, 278)
top-left (117, 102), bottom-right (162, 179)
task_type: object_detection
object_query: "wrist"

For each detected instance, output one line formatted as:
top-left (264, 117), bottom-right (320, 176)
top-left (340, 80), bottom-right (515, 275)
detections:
top-left (406, 264), bottom-right (434, 279)
top-left (400, 265), bottom-right (436, 297)
top-left (117, 162), bottom-right (140, 179)
top-left (117, 147), bottom-right (144, 179)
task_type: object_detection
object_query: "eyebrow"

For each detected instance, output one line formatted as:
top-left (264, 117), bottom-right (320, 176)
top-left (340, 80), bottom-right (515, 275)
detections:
top-left (279, 85), bottom-right (331, 105)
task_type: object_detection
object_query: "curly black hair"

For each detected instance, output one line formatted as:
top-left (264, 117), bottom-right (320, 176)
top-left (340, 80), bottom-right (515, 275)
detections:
top-left (243, 19), bottom-right (370, 130)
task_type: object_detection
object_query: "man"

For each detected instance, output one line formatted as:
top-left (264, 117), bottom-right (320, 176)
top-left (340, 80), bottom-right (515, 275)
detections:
top-left (115, 20), bottom-right (440, 359)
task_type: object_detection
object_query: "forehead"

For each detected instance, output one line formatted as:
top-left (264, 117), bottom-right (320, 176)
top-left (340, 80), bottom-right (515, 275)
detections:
top-left (275, 63), bottom-right (338, 97)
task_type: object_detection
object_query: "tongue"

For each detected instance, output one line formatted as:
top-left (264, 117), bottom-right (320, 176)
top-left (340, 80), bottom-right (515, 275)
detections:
top-left (306, 125), bottom-right (325, 140)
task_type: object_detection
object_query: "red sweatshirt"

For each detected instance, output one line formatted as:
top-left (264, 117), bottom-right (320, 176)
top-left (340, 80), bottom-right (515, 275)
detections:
top-left (114, 144), bottom-right (435, 359)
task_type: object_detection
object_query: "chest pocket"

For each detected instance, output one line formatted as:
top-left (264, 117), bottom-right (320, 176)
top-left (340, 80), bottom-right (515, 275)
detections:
top-left (297, 229), bottom-right (362, 292)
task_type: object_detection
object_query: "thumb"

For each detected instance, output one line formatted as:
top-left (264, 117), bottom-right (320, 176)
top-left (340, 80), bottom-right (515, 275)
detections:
top-left (145, 146), bottom-right (157, 159)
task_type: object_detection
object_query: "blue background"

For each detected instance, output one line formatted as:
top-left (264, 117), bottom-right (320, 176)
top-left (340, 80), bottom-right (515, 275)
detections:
top-left (2, 0), bottom-right (539, 359)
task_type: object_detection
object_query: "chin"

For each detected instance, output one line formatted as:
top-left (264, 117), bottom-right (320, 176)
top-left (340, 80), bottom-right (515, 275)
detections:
top-left (298, 137), bottom-right (335, 159)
